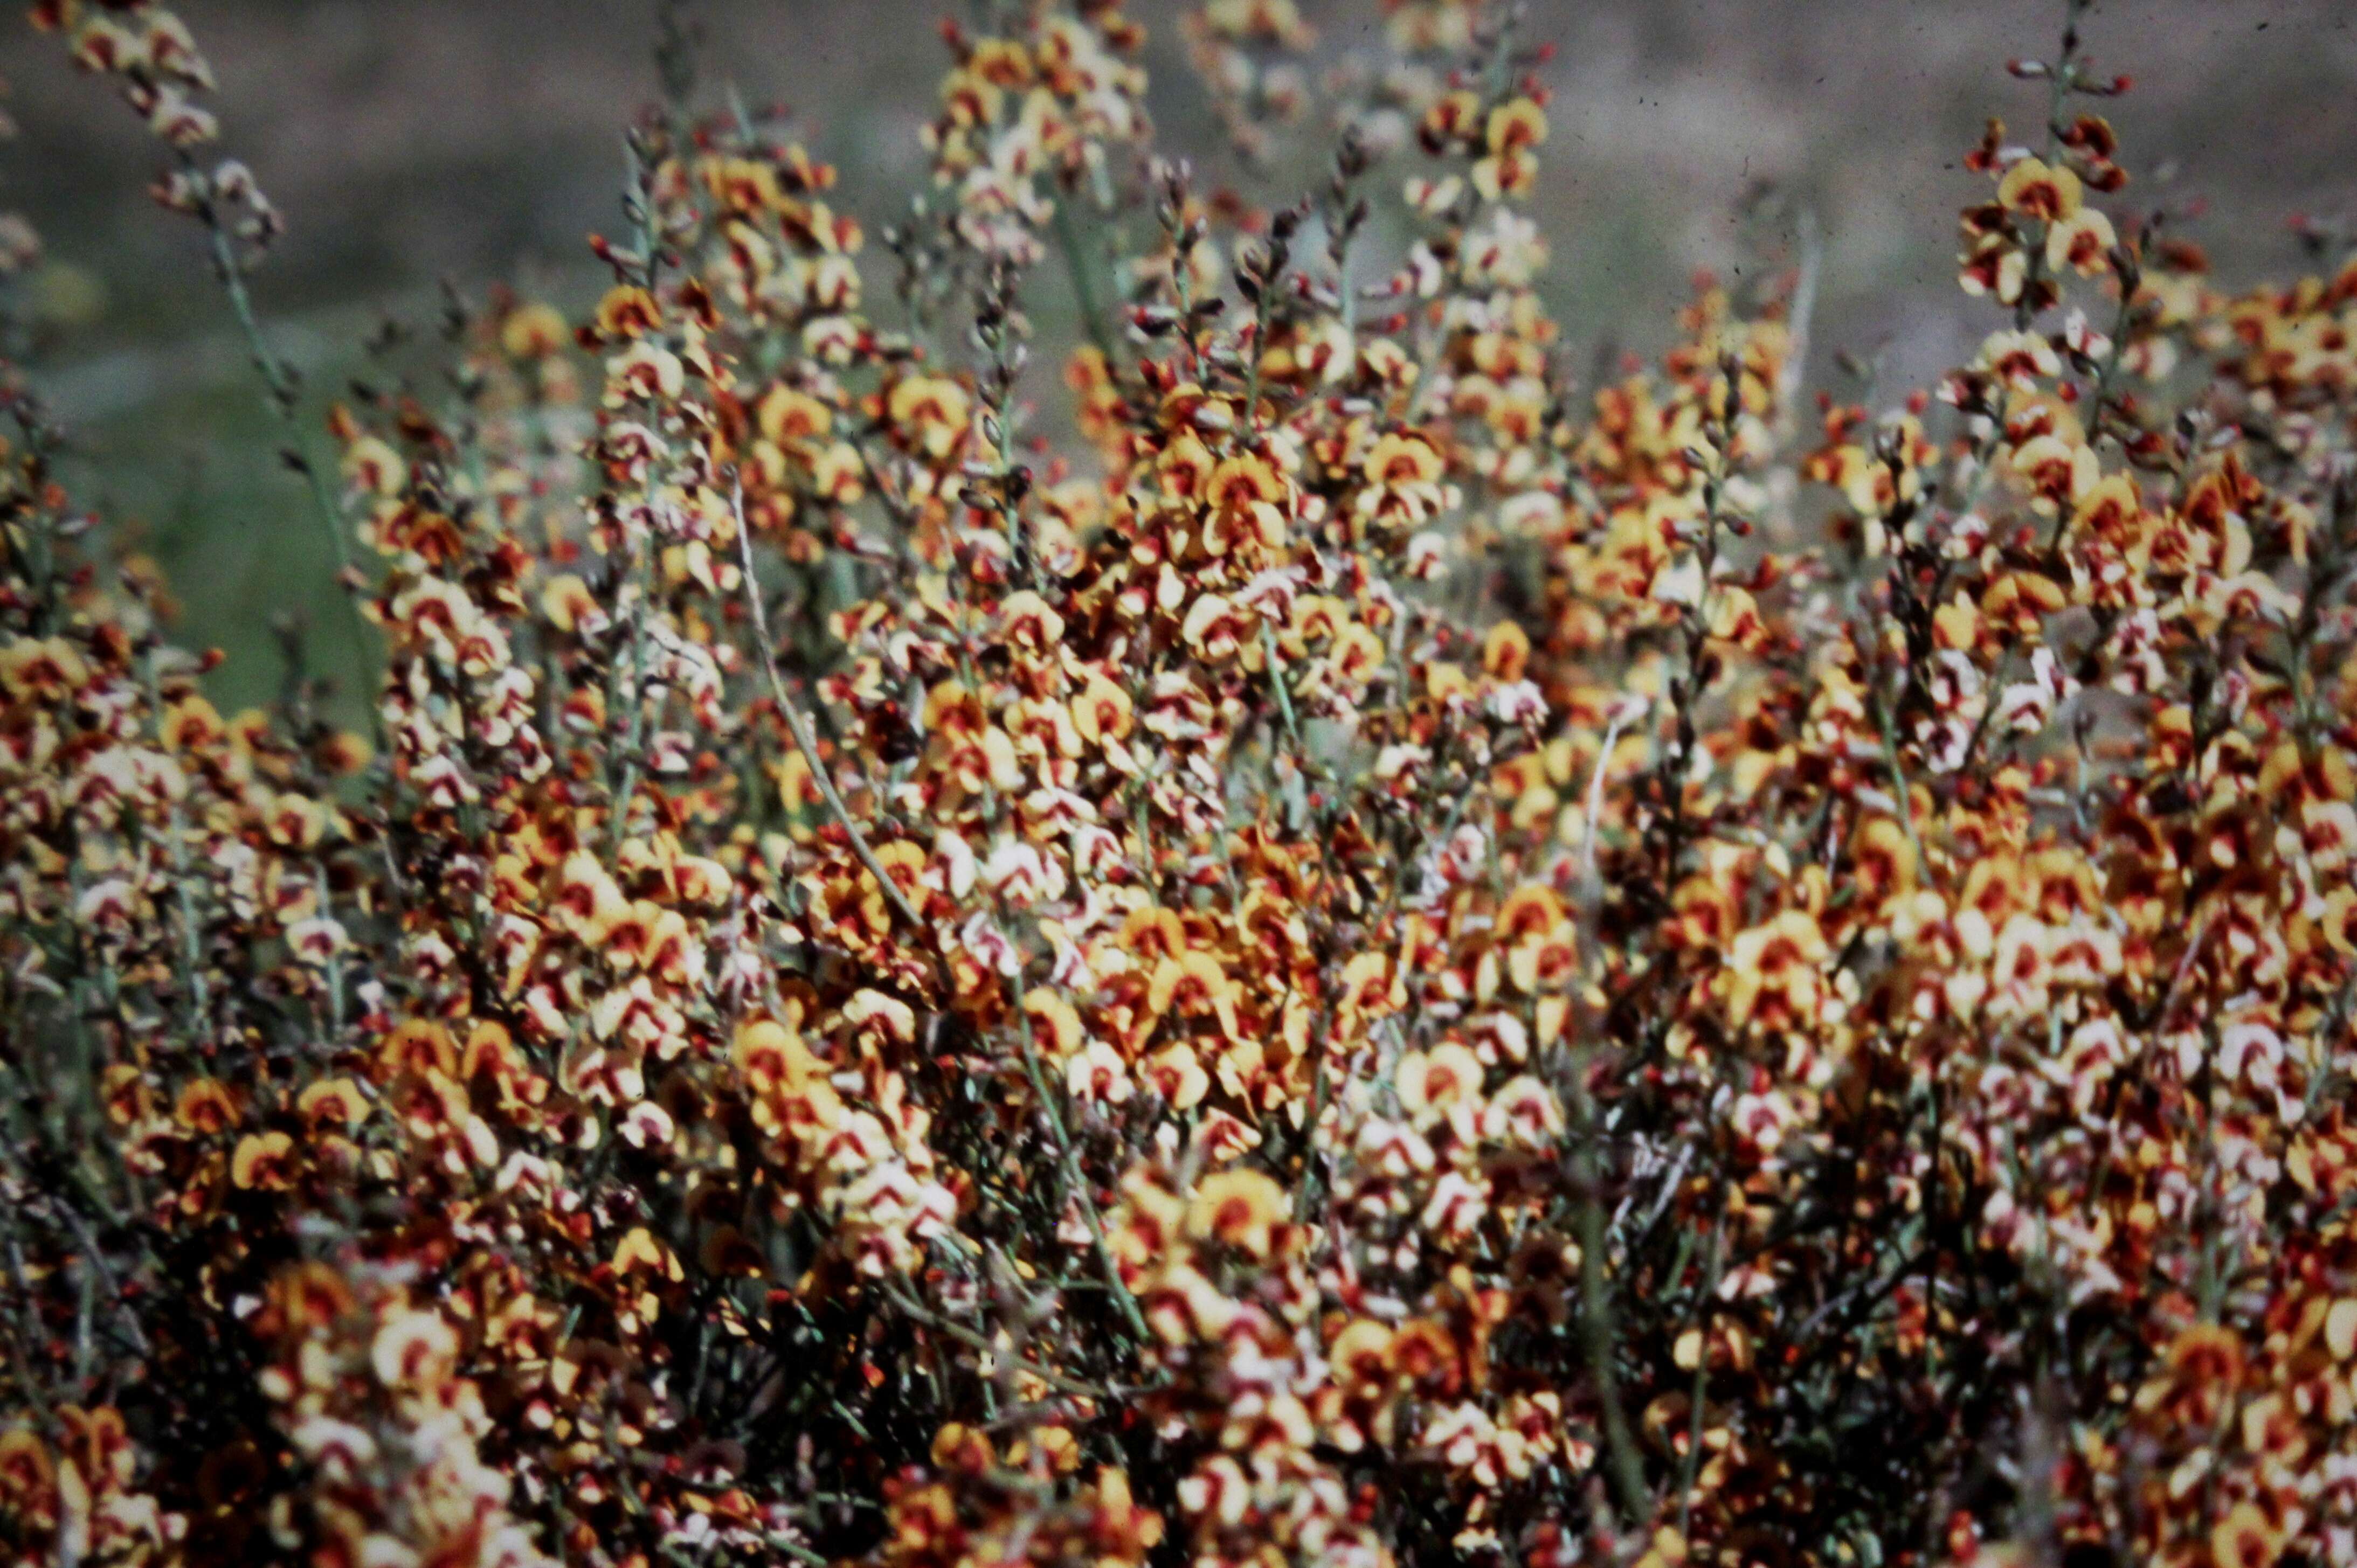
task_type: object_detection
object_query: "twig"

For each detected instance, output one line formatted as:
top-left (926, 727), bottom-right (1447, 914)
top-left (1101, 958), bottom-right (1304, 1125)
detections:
top-left (1676, 1222), bottom-right (1727, 1539)
top-left (2150, 906), bottom-right (2214, 1031)
top-left (1869, 682), bottom-right (1927, 876)
top-left (49, 1199), bottom-right (150, 1370)
top-left (1295, 765), bottom-right (1479, 1223)
top-left (1005, 965), bottom-right (1152, 1344)
top-left (189, 185), bottom-right (379, 703)
top-left (881, 1281), bottom-right (1123, 1400)
top-left (1581, 699), bottom-right (1641, 893)
top-left (202, 223), bottom-right (353, 574)
top-left (1566, 1071), bottom-right (1651, 1532)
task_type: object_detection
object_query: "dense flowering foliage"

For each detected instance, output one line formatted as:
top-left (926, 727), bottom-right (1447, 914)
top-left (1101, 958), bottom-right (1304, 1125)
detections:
top-left (4, 2), bottom-right (2357, 1566)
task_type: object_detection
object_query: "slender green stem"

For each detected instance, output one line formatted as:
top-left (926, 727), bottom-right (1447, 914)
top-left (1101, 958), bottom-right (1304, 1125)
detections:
top-left (881, 1280), bottom-right (1123, 1399)
top-left (1567, 1070), bottom-right (1651, 1532)
top-left (1676, 1223), bottom-right (1727, 1538)
top-left (1870, 681), bottom-right (1926, 876)
top-left (606, 577), bottom-right (654, 851)
top-left (1005, 965), bottom-right (1151, 1344)
top-left (734, 494), bottom-right (939, 965)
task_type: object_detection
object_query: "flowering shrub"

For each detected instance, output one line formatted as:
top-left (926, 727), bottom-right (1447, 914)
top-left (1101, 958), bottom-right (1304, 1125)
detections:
top-left (3, 1), bottom-right (2356, 1566)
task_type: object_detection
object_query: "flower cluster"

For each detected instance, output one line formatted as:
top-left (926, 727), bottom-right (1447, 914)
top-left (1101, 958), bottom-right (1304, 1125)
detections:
top-left (4, 2), bottom-right (2356, 1567)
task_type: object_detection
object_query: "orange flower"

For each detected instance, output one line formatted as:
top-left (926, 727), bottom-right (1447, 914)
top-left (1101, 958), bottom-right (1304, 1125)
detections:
top-left (887, 374), bottom-right (971, 460)
top-left (612, 1227), bottom-right (684, 1283)
top-left (1481, 621), bottom-right (1531, 683)
top-left (1723, 910), bottom-right (1830, 1031)
top-left (1205, 452), bottom-right (1288, 551)
top-left (1336, 950), bottom-right (1404, 1030)
top-left (593, 283), bottom-right (660, 341)
top-left (1398, 1042), bottom-right (1485, 1132)
top-left (1180, 593), bottom-right (1250, 663)
top-left (1485, 98), bottom-right (1547, 155)
top-left (0, 1427), bottom-right (57, 1522)
top-left (1330, 1318), bottom-right (1397, 1392)
top-left (1143, 1044), bottom-right (1211, 1112)
top-left (0, 635), bottom-right (88, 701)
top-left (1148, 951), bottom-right (1241, 1039)
top-left (499, 300), bottom-right (568, 358)
top-left (1186, 1169), bottom-right (1287, 1258)
top-left (2211, 1503), bottom-right (2284, 1568)
top-left (174, 1077), bottom-right (238, 1135)
top-left (757, 384), bottom-right (834, 447)
top-left (1364, 431), bottom-right (1443, 488)
top-left (295, 1078), bottom-right (368, 1133)
top-left (370, 1307), bottom-right (459, 1391)
top-left (2045, 205), bottom-right (2116, 275)
top-left (1023, 988), bottom-right (1087, 1056)
top-left (1996, 156), bottom-right (2081, 222)
top-left (231, 1130), bottom-right (296, 1191)
top-left (734, 1017), bottom-right (819, 1097)
top-left (377, 1018), bottom-right (461, 1080)
top-left (1072, 672), bottom-right (1135, 747)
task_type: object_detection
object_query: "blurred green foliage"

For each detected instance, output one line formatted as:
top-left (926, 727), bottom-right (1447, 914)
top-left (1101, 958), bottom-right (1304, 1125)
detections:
top-left (6, 0), bottom-right (2353, 724)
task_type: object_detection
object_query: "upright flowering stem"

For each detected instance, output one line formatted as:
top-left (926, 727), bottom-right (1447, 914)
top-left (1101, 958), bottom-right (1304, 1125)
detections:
top-left (1005, 967), bottom-right (1151, 1345)
top-left (735, 504), bottom-right (936, 949)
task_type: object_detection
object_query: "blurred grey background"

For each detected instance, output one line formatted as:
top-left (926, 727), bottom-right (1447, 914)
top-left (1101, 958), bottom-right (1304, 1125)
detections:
top-left (2, 0), bottom-right (2352, 714)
